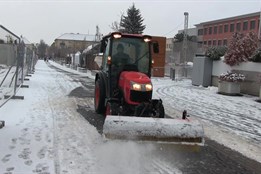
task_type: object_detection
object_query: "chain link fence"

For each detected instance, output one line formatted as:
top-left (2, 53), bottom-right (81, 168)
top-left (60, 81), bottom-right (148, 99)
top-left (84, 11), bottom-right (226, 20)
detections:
top-left (165, 63), bottom-right (193, 80)
top-left (0, 25), bottom-right (37, 107)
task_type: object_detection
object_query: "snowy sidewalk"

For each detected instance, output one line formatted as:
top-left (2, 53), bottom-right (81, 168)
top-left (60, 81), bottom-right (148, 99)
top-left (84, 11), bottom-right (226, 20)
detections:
top-left (0, 60), bottom-right (101, 173)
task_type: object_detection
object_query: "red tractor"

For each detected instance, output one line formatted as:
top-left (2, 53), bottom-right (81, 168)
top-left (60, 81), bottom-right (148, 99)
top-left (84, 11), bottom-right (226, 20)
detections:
top-left (94, 32), bottom-right (164, 118)
top-left (94, 32), bottom-right (204, 144)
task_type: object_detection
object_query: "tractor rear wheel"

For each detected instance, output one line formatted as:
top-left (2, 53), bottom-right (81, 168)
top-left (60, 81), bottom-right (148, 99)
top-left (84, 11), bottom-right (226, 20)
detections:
top-left (95, 78), bottom-right (106, 114)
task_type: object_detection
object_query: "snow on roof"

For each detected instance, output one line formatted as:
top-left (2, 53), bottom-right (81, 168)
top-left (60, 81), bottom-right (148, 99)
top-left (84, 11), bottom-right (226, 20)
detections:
top-left (82, 43), bottom-right (99, 54)
top-left (56, 33), bottom-right (96, 41)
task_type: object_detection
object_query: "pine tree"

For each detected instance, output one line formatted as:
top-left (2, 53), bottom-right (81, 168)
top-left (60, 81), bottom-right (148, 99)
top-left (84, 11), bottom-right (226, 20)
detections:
top-left (120, 4), bottom-right (146, 34)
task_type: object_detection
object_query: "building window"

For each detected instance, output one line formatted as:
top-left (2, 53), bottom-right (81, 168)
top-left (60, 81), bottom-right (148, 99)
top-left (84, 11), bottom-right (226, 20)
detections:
top-left (236, 22), bottom-right (241, 31)
top-left (224, 24), bottom-right (228, 32)
top-left (197, 42), bottom-right (202, 48)
top-left (250, 20), bottom-right (256, 30)
top-left (243, 21), bottom-right (248, 31)
top-left (204, 28), bottom-right (208, 35)
top-left (214, 26), bottom-right (218, 34)
top-left (218, 40), bottom-right (222, 46)
top-left (219, 25), bottom-right (223, 34)
top-left (198, 29), bottom-right (203, 36)
top-left (209, 27), bottom-right (212, 34)
top-left (213, 40), bottom-right (217, 46)
top-left (230, 23), bottom-right (234, 32)
top-left (223, 39), bottom-right (227, 46)
top-left (208, 40), bottom-right (212, 46)
top-left (204, 41), bottom-right (207, 45)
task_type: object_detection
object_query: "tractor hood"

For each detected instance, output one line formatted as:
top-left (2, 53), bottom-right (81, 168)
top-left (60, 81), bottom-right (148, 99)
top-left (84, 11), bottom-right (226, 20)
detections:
top-left (119, 71), bottom-right (151, 85)
top-left (118, 71), bottom-right (152, 105)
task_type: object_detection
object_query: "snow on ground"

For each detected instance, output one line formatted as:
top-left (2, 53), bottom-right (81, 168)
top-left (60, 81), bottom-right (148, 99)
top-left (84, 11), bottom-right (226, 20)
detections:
top-left (152, 78), bottom-right (261, 162)
top-left (0, 60), bottom-right (261, 173)
top-left (48, 60), bottom-right (261, 163)
top-left (0, 60), bottom-right (183, 174)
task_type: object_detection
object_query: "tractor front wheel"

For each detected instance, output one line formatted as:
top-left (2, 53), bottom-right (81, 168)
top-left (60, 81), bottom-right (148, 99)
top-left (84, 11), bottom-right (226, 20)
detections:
top-left (95, 78), bottom-right (106, 114)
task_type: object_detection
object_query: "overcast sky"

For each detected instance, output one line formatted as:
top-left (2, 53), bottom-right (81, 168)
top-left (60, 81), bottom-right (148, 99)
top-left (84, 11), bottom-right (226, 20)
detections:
top-left (0, 0), bottom-right (260, 45)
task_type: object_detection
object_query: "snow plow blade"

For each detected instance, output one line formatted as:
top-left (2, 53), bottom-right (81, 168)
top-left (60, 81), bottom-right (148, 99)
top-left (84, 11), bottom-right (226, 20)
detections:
top-left (103, 116), bottom-right (204, 145)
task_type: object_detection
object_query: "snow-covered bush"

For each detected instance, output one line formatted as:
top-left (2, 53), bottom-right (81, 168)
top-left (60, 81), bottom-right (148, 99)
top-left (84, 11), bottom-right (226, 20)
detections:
top-left (250, 48), bottom-right (261, 63)
top-left (205, 46), bottom-right (227, 60)
top-left (224, 32), bottom-right (258, 66)
top-left (219, 71), bottom-right (245, 82)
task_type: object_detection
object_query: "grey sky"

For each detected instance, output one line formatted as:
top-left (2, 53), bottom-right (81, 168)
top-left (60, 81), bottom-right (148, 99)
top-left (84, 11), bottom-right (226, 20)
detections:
top-left (0, 0), bottom-right (260, 45)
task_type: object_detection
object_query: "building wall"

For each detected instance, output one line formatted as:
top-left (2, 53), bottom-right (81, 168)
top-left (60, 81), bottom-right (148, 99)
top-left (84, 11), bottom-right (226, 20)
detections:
top-left (196, 12), bottom-right (260, 48)
top-left (178, 28), bottom-right (197, 36)
top-left (151, 36), bottom-right (166, 77)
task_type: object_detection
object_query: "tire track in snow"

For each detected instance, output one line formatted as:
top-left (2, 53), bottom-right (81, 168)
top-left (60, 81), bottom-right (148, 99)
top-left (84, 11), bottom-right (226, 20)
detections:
top-left (155, 83), bottom-right (261, 144)
top-left (150, 159), bottom-right (182, 174)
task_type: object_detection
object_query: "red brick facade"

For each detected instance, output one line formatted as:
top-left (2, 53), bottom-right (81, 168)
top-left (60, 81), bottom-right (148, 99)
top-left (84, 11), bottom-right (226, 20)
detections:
top-left (196, 12), bottom-right (260, 48)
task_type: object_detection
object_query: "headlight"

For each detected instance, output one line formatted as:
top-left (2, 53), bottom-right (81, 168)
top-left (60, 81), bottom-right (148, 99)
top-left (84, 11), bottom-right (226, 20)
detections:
top-left (131, 81), bottom-right (152, 91)
top-left (145, 84), bottom-right (153, 91)
top-left (132, 83), bottom-right (142, 91)
top-left (112, 32), bottom-right (122, 39)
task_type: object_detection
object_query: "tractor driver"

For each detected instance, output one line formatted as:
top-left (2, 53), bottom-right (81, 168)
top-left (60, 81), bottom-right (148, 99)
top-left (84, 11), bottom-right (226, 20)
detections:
top-left (112, 43), bottom-right (131, 67)
top-left (111, 44), bottom-right (131, 94)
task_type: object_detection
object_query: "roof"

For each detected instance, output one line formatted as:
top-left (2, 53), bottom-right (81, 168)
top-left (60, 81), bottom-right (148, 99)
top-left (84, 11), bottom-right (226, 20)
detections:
top-left (195, 12), bottom-right (260, 26)
top-left (103, 32), bottom-right (145, 39)
top-left (55, 33), bottom-right (96, 41)
top-left (21, 36), bottom-right (31, 45)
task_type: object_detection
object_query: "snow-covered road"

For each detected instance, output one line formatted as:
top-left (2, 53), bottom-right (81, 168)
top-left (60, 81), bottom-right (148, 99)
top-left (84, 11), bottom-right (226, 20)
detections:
top-left (152, 78), bottom-right (261, 163)
top-left (153, 78), bottom-right (261, 144)
top-left (0, 60), bottom-right (184, 174)
top-left (0, 60), bottom-right (261, 174)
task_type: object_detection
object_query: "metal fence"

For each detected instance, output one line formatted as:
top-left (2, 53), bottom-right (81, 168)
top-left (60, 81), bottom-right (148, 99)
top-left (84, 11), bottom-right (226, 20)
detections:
top-left (0, 25), bottom-right (37, 107)
top-left (165, 63), bottom-right (193, 80)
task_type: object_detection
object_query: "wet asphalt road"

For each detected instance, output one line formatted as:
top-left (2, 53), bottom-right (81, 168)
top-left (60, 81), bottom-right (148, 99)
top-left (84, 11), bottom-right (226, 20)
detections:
top-left (48, 63), bottom-right (261, 174)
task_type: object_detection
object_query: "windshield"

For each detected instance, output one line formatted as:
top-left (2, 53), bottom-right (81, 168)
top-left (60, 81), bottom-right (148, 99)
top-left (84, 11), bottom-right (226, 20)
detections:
top-left (111, 37), bottom-right (150, 74)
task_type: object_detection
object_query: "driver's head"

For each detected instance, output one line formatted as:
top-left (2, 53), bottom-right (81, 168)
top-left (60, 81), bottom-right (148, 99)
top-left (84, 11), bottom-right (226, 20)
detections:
top-left (117, 44), bottom-right (124, 52)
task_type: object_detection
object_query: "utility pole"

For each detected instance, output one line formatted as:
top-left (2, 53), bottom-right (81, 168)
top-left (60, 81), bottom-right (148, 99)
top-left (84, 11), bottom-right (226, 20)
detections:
top-left (258, 8), bottom-right (261, 49)
top-left (95, 25), bottom-right (101, 42)
top-left (183, 12), bottom-right (189, 77)
top-left (183, 12), bottom-right (188, 64)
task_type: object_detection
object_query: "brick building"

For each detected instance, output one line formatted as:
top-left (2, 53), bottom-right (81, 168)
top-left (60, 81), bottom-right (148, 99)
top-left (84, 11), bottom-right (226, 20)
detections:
top-left (195, 12), bottom-right (260, 51)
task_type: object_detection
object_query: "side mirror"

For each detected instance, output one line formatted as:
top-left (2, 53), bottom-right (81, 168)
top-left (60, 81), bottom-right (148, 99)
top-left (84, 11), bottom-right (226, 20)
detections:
top-left (153, 42), bottom-right (159, 53)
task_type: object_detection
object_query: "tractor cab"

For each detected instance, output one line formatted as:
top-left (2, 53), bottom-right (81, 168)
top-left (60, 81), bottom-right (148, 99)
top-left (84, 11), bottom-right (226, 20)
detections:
top-left (100, 32), bottom-right (157, 77)
top-left (95, 32), bottom-right (161, 116)
top-left (100, 33), bottom-right (158, 98)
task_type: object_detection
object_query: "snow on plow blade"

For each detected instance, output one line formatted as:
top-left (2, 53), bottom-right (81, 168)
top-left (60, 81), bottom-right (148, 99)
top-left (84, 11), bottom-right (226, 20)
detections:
top-left (103, 116), bottom-right (204, 145)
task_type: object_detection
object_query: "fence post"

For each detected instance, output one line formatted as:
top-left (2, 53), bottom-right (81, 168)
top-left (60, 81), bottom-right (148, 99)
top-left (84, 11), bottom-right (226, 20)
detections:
top-left (14, 42), bottom-right (25, 94)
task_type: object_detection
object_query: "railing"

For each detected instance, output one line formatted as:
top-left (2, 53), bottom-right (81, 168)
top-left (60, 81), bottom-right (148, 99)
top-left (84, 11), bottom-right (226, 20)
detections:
top-left (165, 63), bottom-right (193, 80)
top-left (0, 41), bottom-right (37, 107)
